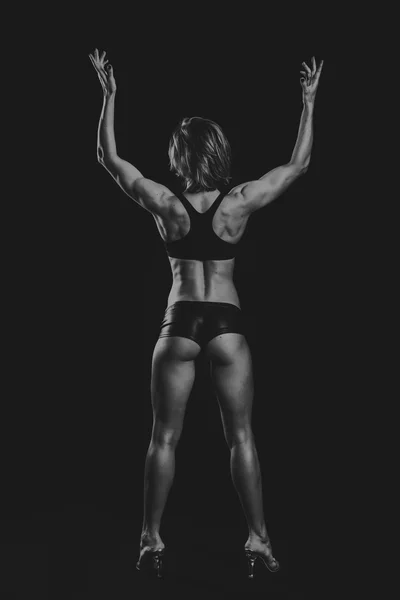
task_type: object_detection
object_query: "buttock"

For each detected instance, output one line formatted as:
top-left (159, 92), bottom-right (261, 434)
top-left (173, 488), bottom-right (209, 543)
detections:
top-left (158, 301), bottom-right (246, 349)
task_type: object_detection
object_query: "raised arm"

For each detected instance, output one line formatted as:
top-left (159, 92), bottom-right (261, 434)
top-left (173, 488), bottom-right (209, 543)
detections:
top-left (89, 49), bottom-right (169, 214)
top-left (240, 57), bottom-right (324, 214)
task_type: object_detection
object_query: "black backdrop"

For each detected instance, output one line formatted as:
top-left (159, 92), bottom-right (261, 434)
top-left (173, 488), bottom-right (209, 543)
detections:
top-left (3, 14), bottom-right (341, 598)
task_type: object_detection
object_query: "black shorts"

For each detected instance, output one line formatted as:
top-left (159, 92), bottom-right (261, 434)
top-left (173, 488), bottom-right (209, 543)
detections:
top-left (159, 301), bottom-right (246, 349)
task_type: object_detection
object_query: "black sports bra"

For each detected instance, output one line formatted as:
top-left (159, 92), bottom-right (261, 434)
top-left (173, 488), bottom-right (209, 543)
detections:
top-left (164, 189), bottom-right (241, 261)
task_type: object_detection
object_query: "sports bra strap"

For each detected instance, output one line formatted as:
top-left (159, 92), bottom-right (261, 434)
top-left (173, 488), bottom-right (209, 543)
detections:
top-left (175, 191), bottom-right (197, 215)
top-left (205, 190), bottom-right (227, 218)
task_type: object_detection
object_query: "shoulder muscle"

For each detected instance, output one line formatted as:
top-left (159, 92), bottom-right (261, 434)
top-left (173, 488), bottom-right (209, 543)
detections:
top-left (131, 178), bottom-right (173, 214)
top-left (240, 162), bottom-right (308, 213)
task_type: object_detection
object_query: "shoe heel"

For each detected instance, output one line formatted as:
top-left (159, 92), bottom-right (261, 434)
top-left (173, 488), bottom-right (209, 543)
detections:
top-left (136, 549), bottom-right (165, 578)
top-left (153, 550), bottom-right (164, 578)
top-left (245, 550), bottom-right (257, 579)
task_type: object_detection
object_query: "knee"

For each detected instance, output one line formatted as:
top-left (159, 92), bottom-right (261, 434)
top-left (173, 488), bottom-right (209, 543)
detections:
top-left (151, 423), bottom-right (182, 448)
top-left (225, 425), bottom-right (254, 448)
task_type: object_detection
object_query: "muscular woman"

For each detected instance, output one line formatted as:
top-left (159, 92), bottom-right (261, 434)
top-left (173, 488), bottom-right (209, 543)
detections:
top-left (89, 49), bottom-right (323, 579)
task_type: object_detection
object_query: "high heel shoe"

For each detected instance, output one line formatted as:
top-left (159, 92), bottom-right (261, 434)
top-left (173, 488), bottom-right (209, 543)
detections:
top-left (245, 545), bottom-right (280, 578)
top-left (136, 547), bottom-right (165, 578)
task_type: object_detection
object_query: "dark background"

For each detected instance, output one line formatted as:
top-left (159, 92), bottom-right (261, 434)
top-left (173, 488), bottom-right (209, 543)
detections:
top-left (3, 13), bottom-right (343, 598)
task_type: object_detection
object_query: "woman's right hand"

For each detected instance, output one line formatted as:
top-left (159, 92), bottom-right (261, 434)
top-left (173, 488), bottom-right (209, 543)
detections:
top-left (89, 48), bottom-right (117, 95)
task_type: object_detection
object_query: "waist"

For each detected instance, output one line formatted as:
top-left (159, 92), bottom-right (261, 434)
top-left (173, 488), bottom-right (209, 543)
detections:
top-left (168, 256), bottom-right (239, 307)
top-left (167, 282), bottom-right (240, 309)
top-left (164, 300), bottom-right (242, 318)
top-left (169, 300), bottom-right (241, 309)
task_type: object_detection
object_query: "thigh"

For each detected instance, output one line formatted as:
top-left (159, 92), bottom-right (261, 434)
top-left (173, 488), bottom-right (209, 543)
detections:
top-left (206, 334), bottom-right (254, 445)
top-left (150, 336), bottom-right (201, 444)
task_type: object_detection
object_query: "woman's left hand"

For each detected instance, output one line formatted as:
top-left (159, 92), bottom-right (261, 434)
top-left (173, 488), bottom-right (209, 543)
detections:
top-left (300, 56), bottom-right (324, 102)
top-left (89, 48), bottom-right (117, 95)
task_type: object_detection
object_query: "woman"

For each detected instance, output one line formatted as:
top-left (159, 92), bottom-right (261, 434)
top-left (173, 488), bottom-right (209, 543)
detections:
top-left (89, 49), bottom-right (323, 579)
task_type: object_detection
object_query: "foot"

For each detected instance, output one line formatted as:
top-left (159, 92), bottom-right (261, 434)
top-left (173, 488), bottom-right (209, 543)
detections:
top-left (244, 536), bottom-right (279, 570)
top-left (139, 532), bottom-right (165, 553)
top-left (137, 533), bottom-right (165, 571)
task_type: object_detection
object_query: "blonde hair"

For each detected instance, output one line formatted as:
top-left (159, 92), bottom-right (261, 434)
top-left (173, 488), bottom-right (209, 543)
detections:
top-left (168, 116), bottom-right (232, 192)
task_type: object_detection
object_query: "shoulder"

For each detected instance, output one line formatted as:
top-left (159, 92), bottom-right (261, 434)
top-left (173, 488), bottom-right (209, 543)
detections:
top-left (235, 163), bottom-right (308, 214)
top-left (132, 178), bottom-right (177, 214)
top-left (132, 177), bottom-right (173, 201)
top-left (223, 183), bottom-right (251, 214)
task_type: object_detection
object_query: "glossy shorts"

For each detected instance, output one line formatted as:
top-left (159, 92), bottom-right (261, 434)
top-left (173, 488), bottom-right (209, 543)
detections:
top-left (159, 301), bottom-right (246, 349)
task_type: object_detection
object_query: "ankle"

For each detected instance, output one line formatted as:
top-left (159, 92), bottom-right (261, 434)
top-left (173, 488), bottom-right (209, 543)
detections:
top-left (248, 528), bottom-right (269, 543)
top-left (141, 529), bottom-right (161, 542)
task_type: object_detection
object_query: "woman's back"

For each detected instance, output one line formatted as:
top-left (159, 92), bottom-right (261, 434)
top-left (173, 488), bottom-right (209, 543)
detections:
top-left (150, 186), bottom-right (250, 308)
